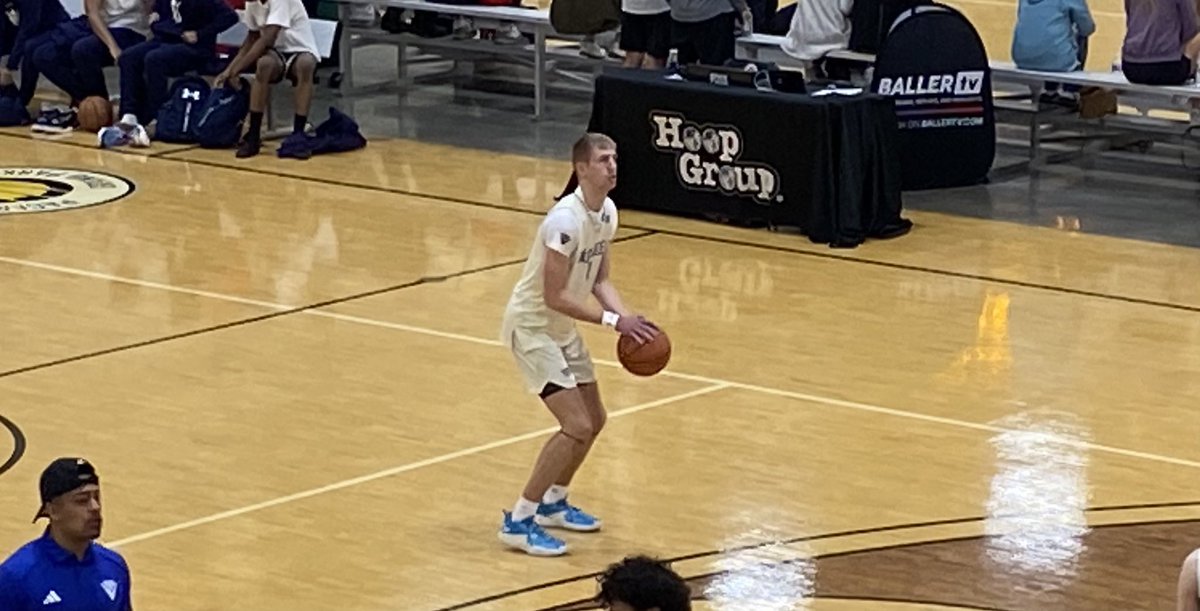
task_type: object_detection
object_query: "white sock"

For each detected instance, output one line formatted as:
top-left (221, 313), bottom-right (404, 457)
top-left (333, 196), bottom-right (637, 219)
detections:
top-left (512, 497), bottom-right (539, 521)
top-left (543, 485), bottom-right (568, 504)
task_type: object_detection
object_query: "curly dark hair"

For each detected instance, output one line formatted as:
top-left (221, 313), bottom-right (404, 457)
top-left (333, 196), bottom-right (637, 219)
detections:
top-left (595, 555), bottom-right (691, 611)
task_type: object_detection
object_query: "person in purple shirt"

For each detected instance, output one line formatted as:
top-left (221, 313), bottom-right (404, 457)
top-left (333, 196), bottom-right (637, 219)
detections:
top-left (1121, 0), bottom-right (1200, 85)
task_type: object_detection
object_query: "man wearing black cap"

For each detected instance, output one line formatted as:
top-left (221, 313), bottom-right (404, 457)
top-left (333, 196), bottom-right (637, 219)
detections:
top-left (0, 458), bottom-right (133, 611)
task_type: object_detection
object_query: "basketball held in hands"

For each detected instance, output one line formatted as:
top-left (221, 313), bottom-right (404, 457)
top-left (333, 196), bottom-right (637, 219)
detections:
top-left (617, 330), bottom-right (671, 376)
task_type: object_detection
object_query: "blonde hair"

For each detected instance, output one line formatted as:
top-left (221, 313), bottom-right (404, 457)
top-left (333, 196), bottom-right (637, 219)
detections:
top-left (571, 133), bottom-right (616, 165)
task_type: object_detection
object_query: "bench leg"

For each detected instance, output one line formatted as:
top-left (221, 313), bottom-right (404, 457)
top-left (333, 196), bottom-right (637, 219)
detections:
top-left (533, 29), bottom-right (545, 120)
top-left (337, 4), bottom-right (355, 92)
top-left (397, 40), bottom-right (409, 85)
top-left (1029, 84), bottom-right (1044, 166)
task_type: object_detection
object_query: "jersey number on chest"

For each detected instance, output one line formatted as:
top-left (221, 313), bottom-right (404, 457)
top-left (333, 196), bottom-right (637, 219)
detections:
top-left (577, 240), bottom-right (608, 281)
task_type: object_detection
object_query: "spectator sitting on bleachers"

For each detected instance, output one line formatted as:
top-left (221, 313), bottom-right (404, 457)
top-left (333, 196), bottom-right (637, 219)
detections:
top-left (28, 0), bottom-right (149, 131)
top-left (116, 0), bottom-right (237, 130)
top-left (780, 0), bottom-right (853, 79)
top-left (213, 0), bottom-right (318, 158)
top-left (1121, 0), bottom-right (1200, 86)
top-left (0, 0), bottom-right (71, 106)
top-left (1011, 0), bottom-right (1094, 105)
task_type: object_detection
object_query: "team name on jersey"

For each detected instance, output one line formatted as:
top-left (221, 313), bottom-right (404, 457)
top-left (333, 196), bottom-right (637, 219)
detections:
top-left (578, 240), bottom-right (608, 266)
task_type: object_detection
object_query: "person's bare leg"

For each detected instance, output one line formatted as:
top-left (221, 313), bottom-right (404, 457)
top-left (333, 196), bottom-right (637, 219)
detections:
top-left (520, 388), bottom-right (594, 502)
top-left (237, 53), bottom-right (281, 157)
top-left (623, 50), bottom-right (645, 69)
top-left (554, 382), bottom-right (606, 486)
top-left (499, 386), bottom-right (596, 554)
top-left (290, 53), bottom-right (317, 132)
top-left (643, 55), bottom-right (665, 69)
top-left (526, 382), bottom-right (606, 535)
top-left (250, 54), bottom-right (279, 117)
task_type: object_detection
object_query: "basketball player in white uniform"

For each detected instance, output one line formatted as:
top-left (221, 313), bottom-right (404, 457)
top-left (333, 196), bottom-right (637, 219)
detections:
top-left (498, 133), bottom-right (660, 556)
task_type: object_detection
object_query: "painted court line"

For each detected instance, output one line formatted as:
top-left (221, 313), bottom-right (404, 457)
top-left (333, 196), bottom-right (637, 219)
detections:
top-left (0, 256), bottom-right (290, 311)
top-left (6, 254), bottom-right (1200, 519)
top-left (106, 382), bottom-right (730, 548)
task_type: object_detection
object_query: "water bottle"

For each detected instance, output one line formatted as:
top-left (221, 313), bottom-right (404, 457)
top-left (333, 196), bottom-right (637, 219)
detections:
top-left (665, 48), bottom-right (682, 80)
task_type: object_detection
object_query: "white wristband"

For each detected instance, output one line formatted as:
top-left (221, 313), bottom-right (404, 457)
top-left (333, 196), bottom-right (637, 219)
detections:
top-left (602, 311), bottom-right (620, 329)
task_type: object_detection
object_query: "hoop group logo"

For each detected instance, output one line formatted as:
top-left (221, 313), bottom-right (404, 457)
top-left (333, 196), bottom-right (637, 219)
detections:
top-left (649, 112), bottom-right (781, 204)
top-left (0, 168), bottom-right (134, 215)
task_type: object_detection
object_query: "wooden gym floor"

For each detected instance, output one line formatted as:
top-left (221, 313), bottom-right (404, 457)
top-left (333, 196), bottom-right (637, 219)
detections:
top-left (3, 126), bottom-right (1200, 611)
top-left (2, 5), bottom-right (1200, 609)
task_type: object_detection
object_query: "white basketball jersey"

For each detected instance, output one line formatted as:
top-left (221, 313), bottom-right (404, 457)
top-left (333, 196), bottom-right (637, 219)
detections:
top-left (502, 188), bottom-right (619, 347)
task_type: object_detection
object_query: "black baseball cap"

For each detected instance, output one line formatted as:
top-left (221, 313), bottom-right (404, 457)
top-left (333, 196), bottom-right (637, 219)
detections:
top-left (33, 458), bottom-right (99, 522)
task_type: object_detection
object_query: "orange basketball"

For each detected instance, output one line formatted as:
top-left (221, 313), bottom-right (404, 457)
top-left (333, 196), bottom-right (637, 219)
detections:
top-left (77, 96), bottom-right (113, 132)
top-left (617, 330), bottom-right (671, 377)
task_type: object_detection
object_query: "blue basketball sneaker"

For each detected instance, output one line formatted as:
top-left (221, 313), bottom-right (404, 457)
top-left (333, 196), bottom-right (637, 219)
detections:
top-left (535, 498), bottom-right (602, 532)
top-left (498, 511), bottom-right (568, 556)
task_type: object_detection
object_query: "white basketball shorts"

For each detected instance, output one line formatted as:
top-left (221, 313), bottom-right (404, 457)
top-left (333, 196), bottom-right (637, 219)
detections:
top-left (507, 328), bottom-right (597, 395)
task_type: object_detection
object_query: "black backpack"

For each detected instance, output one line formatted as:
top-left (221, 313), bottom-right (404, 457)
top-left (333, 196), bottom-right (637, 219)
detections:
top-left (193, 78), bottom-right (251, 149)
top-left (155, 77), bottom-right (211, 143)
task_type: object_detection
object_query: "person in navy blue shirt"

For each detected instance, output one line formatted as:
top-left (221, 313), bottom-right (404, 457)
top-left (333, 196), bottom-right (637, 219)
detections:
top-left (0, 0), bottom-right (71, 104)
top-left (116, 0), bottom-right (237, 127)
top-left (0, 458), bottom-right (133, 611)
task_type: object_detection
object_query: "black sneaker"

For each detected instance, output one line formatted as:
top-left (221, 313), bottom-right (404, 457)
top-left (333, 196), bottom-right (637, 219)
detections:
top-left (235, 138), bottom-right (261, 158)
top-left (30, 108), bottom-right (59, 132)
top-left (31, 107), bottom-right (77, 134)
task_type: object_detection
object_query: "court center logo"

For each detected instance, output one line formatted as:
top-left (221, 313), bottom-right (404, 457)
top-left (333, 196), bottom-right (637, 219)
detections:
top-left (0, 168), bottom-right (134, 215)
top-left (649, 112), bottom-right (780, 204)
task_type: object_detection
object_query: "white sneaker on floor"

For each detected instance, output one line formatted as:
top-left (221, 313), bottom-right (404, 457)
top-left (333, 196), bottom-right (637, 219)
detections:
top-left (579, 39), bottom-right (607, 59)
top-left (114, 113), bottom-right (150, 147)
top-left (127, 124), bottom-right (150, 147)
top-left (596, 29), bottom-right (622, 59)
top-left (494, 23), bottom-right (523, 45)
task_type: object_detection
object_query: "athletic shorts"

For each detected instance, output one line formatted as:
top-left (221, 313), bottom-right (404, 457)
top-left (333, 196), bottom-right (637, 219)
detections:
top-left (620, 10), bottom-right (672, 60)
top-left (267, 49), bottom-right (317, 85)
top-left (671, 11), bottom-right (736, 66)
top-left (508, 328), bottom-right (596, 395)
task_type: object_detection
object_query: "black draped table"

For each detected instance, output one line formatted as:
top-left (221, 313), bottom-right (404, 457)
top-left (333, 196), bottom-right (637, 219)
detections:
top-left (586, 69), bottom-right (912, 248)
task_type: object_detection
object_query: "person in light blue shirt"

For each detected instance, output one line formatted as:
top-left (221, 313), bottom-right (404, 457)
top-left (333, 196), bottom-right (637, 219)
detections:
top-left (1011, 0), bottom-right (1095, 104)
top-left (0, 458), bottom-right (133, 611)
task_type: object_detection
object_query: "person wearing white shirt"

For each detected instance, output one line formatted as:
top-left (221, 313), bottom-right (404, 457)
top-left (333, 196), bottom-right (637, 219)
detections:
top-left (497, 133), bottom-right (660, 557)
top-left (214, 0), bottom-right (318, 158)
top-left (781, 0), bottom-right (853, 62)
top-left (27, 0), bottom-right (148, 130)
top-left (781, 0), bottom-right (854, 77)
